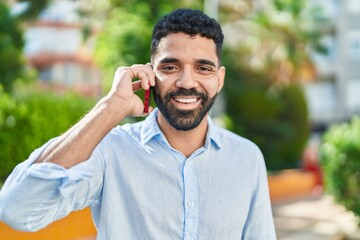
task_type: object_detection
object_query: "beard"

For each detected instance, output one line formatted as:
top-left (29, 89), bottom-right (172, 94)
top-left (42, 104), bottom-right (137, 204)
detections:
top-left (153, 87), bottom-right (217, 131)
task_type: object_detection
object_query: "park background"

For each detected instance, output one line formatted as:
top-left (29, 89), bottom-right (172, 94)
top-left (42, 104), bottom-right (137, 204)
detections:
top-left (0, 0), bottom-right (360, 239)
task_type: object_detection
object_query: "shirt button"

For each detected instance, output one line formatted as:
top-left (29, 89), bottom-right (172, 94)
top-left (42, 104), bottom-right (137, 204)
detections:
top-left (188, 201), bottom-right (194, 207)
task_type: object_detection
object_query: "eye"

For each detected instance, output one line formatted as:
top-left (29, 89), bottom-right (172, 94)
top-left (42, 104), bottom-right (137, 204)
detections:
top-left (199, 66), bottom-right (211, 71)
top-left (161, 65), bottom-right (178, 72)
top-left (197, 66), bottom-right (214, 73)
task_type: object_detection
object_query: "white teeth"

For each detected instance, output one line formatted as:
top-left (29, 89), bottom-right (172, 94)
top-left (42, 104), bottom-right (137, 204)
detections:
top-left (175, 98), bottom-right (198, 103)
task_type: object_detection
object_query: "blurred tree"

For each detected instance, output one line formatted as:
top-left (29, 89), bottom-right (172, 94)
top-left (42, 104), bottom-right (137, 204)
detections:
top-left (95, 8), bottom-right (153, 91)
top-left (220, 0), bottom-right (328, 170)
top-left (108, 0), bottom-right (203, 22)
top-left (242, 0), bottom-right (329, 83)
top-left (219, 0), bottom-right (253, 22)
top-left (0, 1), bottom-right (25, 93)
top-left (223, 47), bottom-right (309, 170)
top-left (15, 0), bottom-right (49, 20)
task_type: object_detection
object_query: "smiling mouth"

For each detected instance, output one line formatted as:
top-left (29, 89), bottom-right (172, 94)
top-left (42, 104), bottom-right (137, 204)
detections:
top-left (174, 97), bottom-right (199, 103)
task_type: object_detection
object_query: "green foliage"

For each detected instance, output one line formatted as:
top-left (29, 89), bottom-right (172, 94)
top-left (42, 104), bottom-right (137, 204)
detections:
top-left (108, 0), bottom-right (203, 22)
top-left (222, 47), bottom-right (310, 170)
top-left (0, 89), bottom-right (95, 182)
top-left (16, 0), bottom-right (49, 20)
top-left (220, 0), bottom-right (320, 170)
top-left (242, 0), bottom-right (329, 83)
top-left (272, 0), bottom-right (303, 16)
top-left (95, 8), bottom-right (153, 91)
top-left (320, 118), bottom-right (360, 225)
top-left (0, 2), bottom-right (25, 93)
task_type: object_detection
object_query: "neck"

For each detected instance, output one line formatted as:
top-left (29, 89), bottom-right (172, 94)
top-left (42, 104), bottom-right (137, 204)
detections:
top-left (157, 113), bottom-right (208, 158)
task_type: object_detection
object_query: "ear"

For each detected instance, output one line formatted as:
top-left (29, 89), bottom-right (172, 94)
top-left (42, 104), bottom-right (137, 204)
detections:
top-left (217, 66), bottom-right (226, 93)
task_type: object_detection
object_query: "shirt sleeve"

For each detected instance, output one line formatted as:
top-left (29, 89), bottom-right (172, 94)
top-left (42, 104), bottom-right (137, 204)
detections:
top-left (242, 147), bottom-right (277, 239)
top-left (0, 138), bottom-right (105, 232)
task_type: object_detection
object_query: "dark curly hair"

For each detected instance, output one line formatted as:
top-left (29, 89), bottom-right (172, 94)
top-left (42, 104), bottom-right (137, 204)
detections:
top-left (151, 9), bottom-right (224, 62)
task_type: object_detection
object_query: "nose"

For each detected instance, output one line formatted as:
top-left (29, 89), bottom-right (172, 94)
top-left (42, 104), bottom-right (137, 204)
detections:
top-left (176, 68), bottom-right (199, 89)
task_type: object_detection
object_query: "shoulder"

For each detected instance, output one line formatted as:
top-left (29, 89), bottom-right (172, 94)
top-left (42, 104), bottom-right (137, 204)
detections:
top-left (109, 120), bottom-right (143, 141)
top-left (89, 121), bottom-right (146, 166)
top-left (213, 125), bottom-right (261, 154)
top-left (211, 125), bottom-right (266, 172)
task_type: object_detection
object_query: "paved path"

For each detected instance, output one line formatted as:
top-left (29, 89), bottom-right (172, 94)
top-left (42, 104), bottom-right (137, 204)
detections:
top-left (273, 195), bottom-right (360, 240)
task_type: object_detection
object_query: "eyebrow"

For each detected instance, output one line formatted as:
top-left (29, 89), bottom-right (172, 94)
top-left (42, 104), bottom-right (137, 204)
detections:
top-left (159, 57), bottom-right (217, 67)
top-left (159, 57), bottom-right (179, 64)
top-left (196, 59), bottom-right (217, 67)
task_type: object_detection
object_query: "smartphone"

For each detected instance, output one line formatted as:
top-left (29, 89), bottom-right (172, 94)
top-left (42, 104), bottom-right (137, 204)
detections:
top-left (143, 87), bottom-right (152, 114)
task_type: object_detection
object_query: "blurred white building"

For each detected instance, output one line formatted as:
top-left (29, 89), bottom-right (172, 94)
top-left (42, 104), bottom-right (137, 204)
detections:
top-left (304, 0), bottom-right (360, 130)
top-left (20, 0), bottom-right (102, 97)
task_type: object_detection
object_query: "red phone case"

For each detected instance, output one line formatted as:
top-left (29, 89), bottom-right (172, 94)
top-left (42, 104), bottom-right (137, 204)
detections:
top-left (143, 88), bottom-right (151, 113)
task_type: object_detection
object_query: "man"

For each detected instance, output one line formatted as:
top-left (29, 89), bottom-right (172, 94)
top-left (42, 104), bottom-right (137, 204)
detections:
top-left (0, 9), bottom-right (276, 239)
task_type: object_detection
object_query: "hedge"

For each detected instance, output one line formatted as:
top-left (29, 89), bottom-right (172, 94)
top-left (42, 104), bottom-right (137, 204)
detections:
top-left (0, 89), bottom-right (95, 183)
top-left (222, 48), bottom-right (310, 171)
top-left (320, 117), bottom-right (360, 225)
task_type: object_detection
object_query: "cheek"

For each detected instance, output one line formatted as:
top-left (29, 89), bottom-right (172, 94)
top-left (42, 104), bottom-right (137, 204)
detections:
top-left (154, 82), bottom-right (168, 96)
top-left (153, 81), bottom-right (173, 103)
top-left (155, 75), bottom-right (177, 94)
top-left (201, 81), bottom-right (220, 98)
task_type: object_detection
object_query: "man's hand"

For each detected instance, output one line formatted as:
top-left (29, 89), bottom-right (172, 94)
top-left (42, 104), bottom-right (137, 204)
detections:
top-left (109, 64), bottom-right (156, 117)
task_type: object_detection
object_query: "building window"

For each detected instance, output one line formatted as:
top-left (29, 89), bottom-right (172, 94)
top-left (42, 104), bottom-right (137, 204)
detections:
top-left (304, 81), bottom-right (337, 120)
top-left (347, 31), bottom-right (360, 60)
top-left (39, 68), bottom-right (52, 82)
top-left (347, 79), bottom-right (360, 114)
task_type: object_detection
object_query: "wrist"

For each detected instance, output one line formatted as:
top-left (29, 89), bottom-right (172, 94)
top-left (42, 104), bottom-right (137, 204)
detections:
top-left (101, 94), bottom-right (133, 121)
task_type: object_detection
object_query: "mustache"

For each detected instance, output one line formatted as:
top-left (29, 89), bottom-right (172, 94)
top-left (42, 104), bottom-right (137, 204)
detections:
top-left (168, 88), bottom-right (207, 99)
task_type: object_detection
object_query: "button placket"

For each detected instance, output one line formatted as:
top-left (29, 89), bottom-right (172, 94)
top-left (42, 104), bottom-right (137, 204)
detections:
top-left (183, 159), bottom-right (199, 240)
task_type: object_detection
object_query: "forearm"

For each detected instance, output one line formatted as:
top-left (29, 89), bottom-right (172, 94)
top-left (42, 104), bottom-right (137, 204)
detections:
top-left (35, 94), bottom-right (131, 168)
top-left (0, 146), bottom-right (104, 232)
top-left (1, 172), bottom-right (69, 231)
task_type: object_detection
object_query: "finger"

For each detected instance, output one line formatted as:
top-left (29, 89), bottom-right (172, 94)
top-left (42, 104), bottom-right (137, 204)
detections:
top-left (144, 63), bottom-right (156, 86)
top-left (138, 70), bottom-right (152, 90)
top-left (126, 70), bottom-right (147, 91)
top-left (132, 64), bottom-right (155, 88)
top-left (114, 66), bottom-right (128, 81)
top-left (132, 80), bottom-right (142, 92)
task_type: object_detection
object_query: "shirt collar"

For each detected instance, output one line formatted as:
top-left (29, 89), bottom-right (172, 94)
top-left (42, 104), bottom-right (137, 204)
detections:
top-left (140, 108), bottom-right (222, 150)
top-left (140, 108), bottom-right (162, 145)
top-left (206, 117), bottom-right (222, 150)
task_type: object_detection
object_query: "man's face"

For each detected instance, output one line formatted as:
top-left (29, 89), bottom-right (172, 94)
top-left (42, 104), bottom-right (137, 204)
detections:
top-left (151, 33), bottom-right (225, 131)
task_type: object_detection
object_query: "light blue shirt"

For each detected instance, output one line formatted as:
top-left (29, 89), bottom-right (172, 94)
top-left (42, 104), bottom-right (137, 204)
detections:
top-left (0, 109), bottom-right (276, 239)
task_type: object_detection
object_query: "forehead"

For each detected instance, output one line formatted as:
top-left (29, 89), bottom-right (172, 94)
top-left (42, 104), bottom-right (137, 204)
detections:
top-left (153, 33), bottom-right (218, 65)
